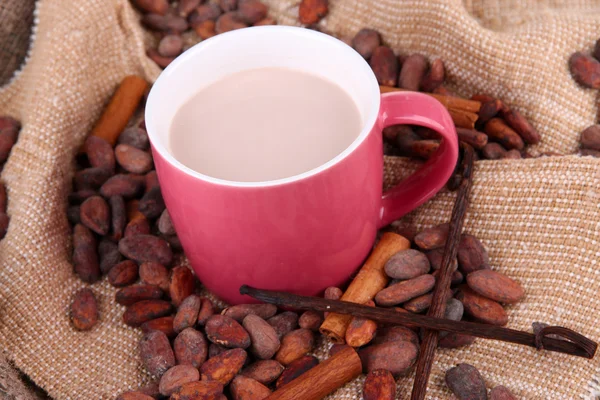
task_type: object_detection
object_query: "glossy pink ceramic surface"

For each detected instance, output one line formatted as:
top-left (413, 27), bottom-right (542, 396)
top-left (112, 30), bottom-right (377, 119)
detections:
top-left (146, 27), bottom-right (458, 304)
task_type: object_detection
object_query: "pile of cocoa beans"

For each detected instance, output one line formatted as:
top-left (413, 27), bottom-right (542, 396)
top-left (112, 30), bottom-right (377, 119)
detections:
top-left (0, 116), bottom-right (20, 240)
top-left (445, 363), bottom-right (517, 400)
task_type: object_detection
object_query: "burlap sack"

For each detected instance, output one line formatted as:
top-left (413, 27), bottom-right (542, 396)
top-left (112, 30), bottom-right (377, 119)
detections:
top-left (0, 0), bottom-right (599, 399)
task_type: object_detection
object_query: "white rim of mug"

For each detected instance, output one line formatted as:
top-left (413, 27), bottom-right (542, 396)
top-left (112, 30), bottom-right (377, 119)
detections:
top-left (145, 25), bottom-right (381, 188)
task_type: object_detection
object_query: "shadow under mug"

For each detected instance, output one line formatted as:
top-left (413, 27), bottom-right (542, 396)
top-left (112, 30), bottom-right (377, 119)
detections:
top-left (145, 26), bottom-right (458, 305)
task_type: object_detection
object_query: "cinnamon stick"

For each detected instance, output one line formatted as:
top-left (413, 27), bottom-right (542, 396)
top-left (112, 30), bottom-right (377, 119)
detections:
top-left (264, 346), bottom-right (362, 400)
top-left (410, 145), bottom-right (475, 400)
top-left (91, 76), bottom-right (149, 145)
top-left (448, 108), bottom-right (479, 129)
top-left (379, 85), bottom-right (481, 113)
top-left (319, 232), bottom-right (410, 343)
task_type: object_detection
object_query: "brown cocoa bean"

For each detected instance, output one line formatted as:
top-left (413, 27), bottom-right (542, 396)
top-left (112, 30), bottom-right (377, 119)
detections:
top-left (115, 285), bottom-right (163, 306)
top-left (580, 124), bottom-right (600, 150)
top-left (125, 217), bottom-right (151, 237)
top-left (85, 136), bottom-right (115, 172)
top-left (67, 205), bottom-right (81, 225)
top-left (119, 234), bottom-right (173, 265)
top-left (138, 187), bottom-right (165, 219)
top-left (159, 365), bottom-right (200, 396)
top-left (115, 144), bottom-right (153, 174)
top-left (197, 297), bottom-right (215, 325)
top-left (0, 182), bottom-right (6, 212)
top-left (253, 17), bottom-right (275, 26)
top-left (141, 316), bottom-right (176, 338)
top-left (108, 260), bottom-right (139, 287)
top-left (216, 12), bottom-right (248, 33)
top-left (140, 330), bottom-right (176, 377)
top-left (100, 174), bottom-right (144, 198)
top-left (220, 0), bottom-right (237, 11)
top-left (456, 128), bottom-right (488, 150)
top-left (141, 13), bottom-right (169, 31)
top-left (370, 46), bottom-right (398, 87)
top-left (206, 315), bottom-right (251, 349)
top-left (399, 54), bottom-right (427, 91)
top-left (384, 249), bottom-right (430, 280)
top-left (158, 209), bottom-right (176, 235)
top-left (421, 58), bottom-right (445, 92)
top-left (243, 314), bottom-right (281, 359)
top-left (80, 195), bottom-right (110, 235)
top-left (384, 125), bottom-right (415, 142)
top-left (581, 148), bottom-right (600, 157)
top-left (467, 269), bottom-right (524, 304)
top-left (200, 348), bottom-right (247, 385)
top-left (118, 127), bottom-right (150, 150)
top-left (139, 262), bottom-right (170, 291)
top-left (70, 288), bottom-right (98, 331)
top-left (484, 118), bottom-right (525, 150)
top-left (456, 286), bottom-right (508, 326)
top-left (414, 223), bottom-right (449, 250)
top-left (457, 234), bottom-right (490, 274)
top-left (163, 234), bottom-right (183, 252)
top-left (503, 149), bottom-right (521, 159)
top-left (324, 287), bottom-right (342, 299)
top-left (500, 106), bottom-right (540, 145)
top-left (147, 48), bottom-right (175, 69)
top-left (195, 20), bottom-right (217, 39)
top-left (426, 248), bottom-right (458, 271)
top-left (298, 0), bottom-right (328, 24)
top-left (403, 292), bottom-right (434, 313)
top-left (68, 189), bottom-right (97, 205)
top-left (222, 303), bottom-right (278, 322)
top-left (438, 332), bottom-right (475, 348)
top-left (569, 51), bottom-right (600, 89)
top-left (124, 299), bottom-right (173, 327)
top-left (352, 28), bottom-right (381, 59)
top-left (267, 311), bottom-right (299, 339)
top-left (209, 343), bottom-right (228, 358)
top-left (358, 340), bottom-right (418, 376)
top-left (237, 0), bottom-right (267, 24)
top-left (190, 4), bottom-right (222, 26)
top-left (131, 0), bottom-right (169, 15)
top-left (164, 13), bottom-right (189, 33)
top-left (375, 274), bottom-right (436, 306)
top-left (74, 168), bottom-right (112, 190)
top-left (445, 363), bottom-right (487, 400)
top-left (298, 311), bottom-right (323, 331)
top-left (157, 35), bottom-right (184, 58)
top-left (242, 360), bottom-right (284, 385)
top-left (174, 295), bottom-right (202, 333)
top-left (373, 326), bottom-right (419, 347)
top-left (171, 380), bottom-right (224, 400)
top-left (0, 212), bottom-right (8, 239)
top-left (275, 355), bottom-right (318, 388)
top-left (170, 266), bottom-right (195, 306)
top-left (72, 224), bottom-right (101, 283)
top-left (116, 392), bottom-right (155, 400)
top-left (231, 375), bottom-right (272, 400)
top-left (481, 142), bottom-right (507, 160)
top-left (137, 381), bottom-right (161, 398)
top-left (275, 328), bottom-right (314, 365)
top-left (144, 171), bottom-right (159, 193)
top-left (177, 0), bottom-right (201, 17)
top-left (174, 327), bottom-right (208, 368)
top-left (0, 127), bottom-right (17, 163)
top-left (0, 116), bottom-right (20, 131)
top-left (345, 308), bottom-right (377, 348)
top-left (409, 140), bottom-right (440, 159)
top-left (109, 195), bottom-right (126, 240)
top-left (490, 385), bottom-right (518, 400)
top-left (472, 94), bottom-right (503, 125)
top-left (363, 369), bottom-right (396, 400)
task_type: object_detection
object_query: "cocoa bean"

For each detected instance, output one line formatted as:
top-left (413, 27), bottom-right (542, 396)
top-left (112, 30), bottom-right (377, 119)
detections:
top-left (131, 0), bottom-right (169, 15)
top-left (384, 249), bottom-right (430, 280)
top-left (298, 0), bottom-right (328, 24)
top-left (345, 306), bottom-right (377, 347)
top-left (0, 116), bottom-right (20, 131)
top-left (125, 217), bottom-right (151, 237)
top-left (68, 189), bottom-right (97, 205)
top-left (409, 139), bottom-right (440, 159)
top-left (500, 106), bottom-right (540, 145)
top-left (456, 128), bottom-right (488, 150)
top-left (72, 224), bottom-right (101, 283)
top-left (147, 48), bottom-right (175, 69)
top-left (472, 94), bottom-right (503, 126)
top-left (414, 223), bottom-right (449, 250)
top-left (70, 288), bottom-right (98, 331)
top-left (137, 381), bottom-right (161, 398)
top-left (174, 295), bottom-right (202, 333)
top-left (324, 286), bottom-right (342, 300)
top-left (275, 355), bottom-right (318, 388)
top-left (0, 212), bottom-right (8, 239)
top-left (481, 142), bottom-right (507, 160)
top-left (358, 340), bottom-right (419, 376)
top-left (426, 248), bottom-right (458, 271)
top-left (100, 174), bottom-right (144, 198)
top-left (581, 148), bottom-right (600, 157)
top-left (399, 54), bottom-right (427, 91)
top-left (140, 330), bottom-right (176, 377)
top-left (253, 17), bottom-right (275, 26)
top-left (138, 187), bottom-right (165, 220)
top-left (141, 316), bottom-right (176, 338)
top-left (108, 260), bottom-right (139, 287)
top-left (177, 0), bottom-right (201, 17)
top-left (219, 0), bottom-right (237, 11)
top-left (190, 4), bottom-right (222, 26)
top-left (215, 12), bottom-right (248, 33)
top-left (116, 284), bottom-right (163, 306)
top-left (231, 375), bottom-right (272, 400)
top-left (503, 149), bottom-right (521, 159)
top-left (118, 127), bottom-right (150, 150)
top-left (275, 328), bottom-right (315, 365)
top-left (158, 209), bottom-right (175, 235)
top-left (580, 124), bottom-right (600, 150)
top-left (209, 343), bottom-right (228, 358)
top-left (421, 58), bottom-right (445, 92)
top-left (467, 269), bottom-right (524, 304)
top-left (0, 127), bottom-right (17, 163)
top-left (237, 0), bottom-right (267, 24)
top-left (490, 385), bottom-right (518, 400)
top-left (197, 297), bottom-right (216, 325)
top-left (85, 136), bottom-right (115, 172)
top-left (200, 348), bottom-right (247, 385)
top-left (195, 20), bottom-right (217, 39)
top-left (109, 195), bottom-right (126, 241)
top-left (375, 274), bottom-right (436, 306)
top-left (456, 286), bottom-right (508, 326)
top-left (170, 266), bottom-right (195, 306)
top-left (141, 13), bottom-right (169, 31)
top-left (157, 35), bottom-right (184, 58)
top-left (206, 315), bottom-right (251, 349)
top-left (298, 311), bottom-right (323, 331)
top-left (139, 262), bottom-right (170, 291)
top-left (243, 314), bottom-right (280, 359)
top-left (267, 311), bottom-right (299, 339)
top-left (80, 195), bottom-right (110, 235)
top-left (222, 303), bottom-right (278, 322)
top-left (174, 327), bottom-right (208, 368)
top-left (163, 234), bottom-right (183, 252)
top-left (159, 365), bottom-right (200, 396)
top-left (171, 380), bottom-right (224, 400)
top-left (484, 118), bottom-right (525, 150)
top-left (115, 144), bottom-right (153, 174)
top-left (0, 182), bottom-right (6, 212)
top-left (242, 360), bottom-right (284, 385)
top-left (116, 392), bottom-right (155, 400)
top-left (67, 205), bottom-right (81, 225)
top-left (569, 51), bottom-right (600, 89)
top-left (119, 234), bottom-right (173, 265)
top-left (165, 13), bottom-right (189, 33)
top-left (438, 332), bottom-right (475, 348)
top-left (124, 300), bottom-right (173, 327)
top-left (403, 293), bottom-right (434, 313)
top-left (372, 326), bottom-right (419, 347)
top-left (384, 125), bottom-right (415, 142)
top-left (352, 28), bottom-right (381, 59)
top-left (445, 363), bottom-right (487, 400)
top-left (457, 234), bottom-right (490, 274)
top-left (74, 168), bottom-right (112, 190)
top-left (370, 46), bottom-right (398, 87)
top-left (363, 369), bottom-right (396, 400)
top-left (144, 171), bottom-right (159, 193)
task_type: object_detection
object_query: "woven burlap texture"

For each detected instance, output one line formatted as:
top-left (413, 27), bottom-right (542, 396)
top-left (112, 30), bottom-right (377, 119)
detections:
top-left (0, 0), bottom-right (599, 399)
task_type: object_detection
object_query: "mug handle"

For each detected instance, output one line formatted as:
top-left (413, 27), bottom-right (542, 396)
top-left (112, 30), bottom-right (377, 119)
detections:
top-left (378, 91), bottom-right (459, 228)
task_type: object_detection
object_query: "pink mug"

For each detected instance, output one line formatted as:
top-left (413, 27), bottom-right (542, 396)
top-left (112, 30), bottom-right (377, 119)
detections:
top-left (146, 26), bottom-right (458, 305)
